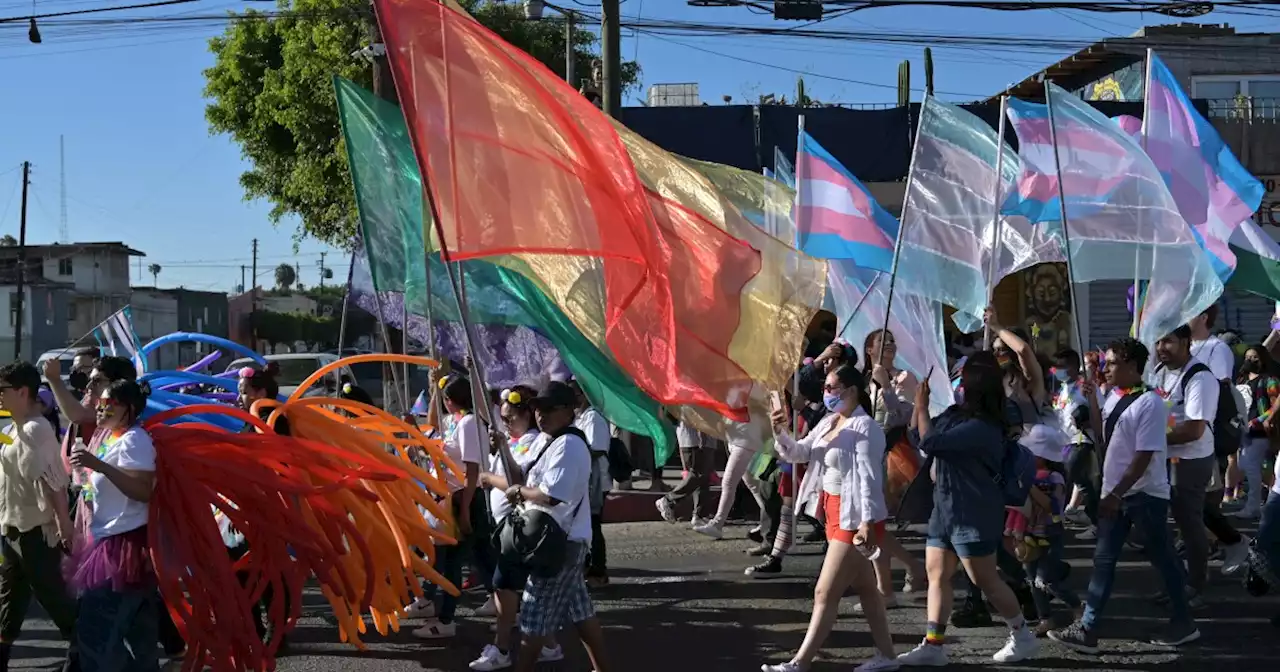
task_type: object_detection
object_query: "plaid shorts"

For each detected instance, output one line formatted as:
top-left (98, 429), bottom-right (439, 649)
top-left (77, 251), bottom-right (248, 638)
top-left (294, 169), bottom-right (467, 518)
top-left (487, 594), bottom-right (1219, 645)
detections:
top-left (518, 541), bottom-right (594, 636)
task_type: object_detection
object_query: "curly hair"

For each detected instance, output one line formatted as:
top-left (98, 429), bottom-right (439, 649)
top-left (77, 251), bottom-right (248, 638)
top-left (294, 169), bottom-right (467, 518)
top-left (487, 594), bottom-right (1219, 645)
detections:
top-left (1106, 337), bottom-right (1150, 373)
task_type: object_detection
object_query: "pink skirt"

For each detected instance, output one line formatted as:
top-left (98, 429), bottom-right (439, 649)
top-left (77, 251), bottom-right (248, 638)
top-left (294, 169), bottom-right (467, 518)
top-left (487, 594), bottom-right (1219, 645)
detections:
top-left (69, 525), bottom-right (155, 594)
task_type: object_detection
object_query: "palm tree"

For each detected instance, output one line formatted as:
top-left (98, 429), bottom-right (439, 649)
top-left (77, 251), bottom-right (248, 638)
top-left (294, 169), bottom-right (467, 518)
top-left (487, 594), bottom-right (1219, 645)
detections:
top-left (147, 263), bottom-right (161, 286)
top-left (274, 263), bottom-right (297, 291)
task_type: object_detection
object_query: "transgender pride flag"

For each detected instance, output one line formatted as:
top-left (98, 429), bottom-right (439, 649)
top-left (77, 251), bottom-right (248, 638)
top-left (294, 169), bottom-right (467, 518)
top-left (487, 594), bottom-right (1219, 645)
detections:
top-left (795, 131), bottom-right (898, 271)
top-left (1144, 52), bottom-right (1263, 283)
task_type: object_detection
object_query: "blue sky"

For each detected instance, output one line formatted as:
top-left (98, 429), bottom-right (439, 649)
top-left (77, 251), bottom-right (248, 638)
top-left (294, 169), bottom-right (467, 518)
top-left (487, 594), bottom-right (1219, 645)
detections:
top-left (0, 0), bottom-right (1273, 292)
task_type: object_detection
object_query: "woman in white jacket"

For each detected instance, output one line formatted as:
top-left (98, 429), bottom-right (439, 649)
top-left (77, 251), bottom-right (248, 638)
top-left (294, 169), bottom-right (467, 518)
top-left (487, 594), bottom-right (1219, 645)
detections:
top-left (761, 365), bottom-right (899, 672)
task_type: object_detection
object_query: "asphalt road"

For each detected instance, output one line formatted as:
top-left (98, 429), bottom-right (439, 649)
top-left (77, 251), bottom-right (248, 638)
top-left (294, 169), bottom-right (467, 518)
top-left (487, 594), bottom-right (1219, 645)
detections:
top-left (11, 519), bottom-right (1280, 671)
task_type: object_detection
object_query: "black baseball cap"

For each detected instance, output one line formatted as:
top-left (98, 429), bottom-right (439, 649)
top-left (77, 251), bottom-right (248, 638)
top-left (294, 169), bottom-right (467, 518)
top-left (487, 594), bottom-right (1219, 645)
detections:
top-left (530, 381), bottom-right (577, 411)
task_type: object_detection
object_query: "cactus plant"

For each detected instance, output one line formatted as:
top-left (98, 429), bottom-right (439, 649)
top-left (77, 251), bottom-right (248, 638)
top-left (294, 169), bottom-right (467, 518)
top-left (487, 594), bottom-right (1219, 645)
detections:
top-left (897, 61), bottom-right (911, 108)
top-left (797, 76), bottom-right (809, 107)
top-left (924, 47), bottom-right (935, 97)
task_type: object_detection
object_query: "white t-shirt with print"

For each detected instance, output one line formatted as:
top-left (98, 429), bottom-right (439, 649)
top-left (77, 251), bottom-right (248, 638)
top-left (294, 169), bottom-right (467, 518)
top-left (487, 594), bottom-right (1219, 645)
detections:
top-left (1191, 337), bottom-right (1235, 381)
top-left (523, 431), bottom-right (593, 543)
top-left (1054, 381), bottom-right (1102, 446)
top-left (1102, 390), bottom-right (1171, 500)
top-left (1154, 358), bottom-right (1219, 461)
top-left (440, 413), bottom-right (484, 493)
top-left (488, 429), bottom-right (542, 520)
top-left (86, 426), bottom-right (157, 541)
top-left (574, 407), bottom-right (612, 513)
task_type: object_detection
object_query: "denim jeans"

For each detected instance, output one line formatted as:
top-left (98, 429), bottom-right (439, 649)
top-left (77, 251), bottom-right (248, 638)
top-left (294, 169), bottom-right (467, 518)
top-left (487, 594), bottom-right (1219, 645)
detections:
top-left (430, 492), bottom-right (494, 624)
top-left (1023, 535), bottom-right (1080, 620)
top-left (1066, 443), bottom-right (1100, 526)
top-left (76, 586), bottom-right (159, 672)
top-left (1081, 493), bottom-right (1191, 630)
top-left (1258, 492), bottom-right (1280, 568)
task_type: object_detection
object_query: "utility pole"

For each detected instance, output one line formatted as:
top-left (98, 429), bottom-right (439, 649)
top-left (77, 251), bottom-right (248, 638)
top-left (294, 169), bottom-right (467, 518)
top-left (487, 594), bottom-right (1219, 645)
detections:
top-left (601, 0), bottom-right (621, 118)
top-left (318, 251), bottom-right (327, 289)
top-left (240, 265), bottom-right (247, 294)
top-left (13, 162), bottom-right (28, 360)
top-left (565, 10), bottom-right (575, 87)
top-left (250, 238), bottom-right (259, 350)
top-left (370, 2), bottom-right (396, 104)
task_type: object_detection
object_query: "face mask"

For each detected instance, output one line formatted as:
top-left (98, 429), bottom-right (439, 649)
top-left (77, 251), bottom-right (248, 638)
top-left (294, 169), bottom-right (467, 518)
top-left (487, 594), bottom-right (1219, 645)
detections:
top-left (1052, 368), bottom-right (1070, 383)
top-left (1241, 360), bottom-right (1261, 375)
top-left (822, 392), bottom-right (846, 412)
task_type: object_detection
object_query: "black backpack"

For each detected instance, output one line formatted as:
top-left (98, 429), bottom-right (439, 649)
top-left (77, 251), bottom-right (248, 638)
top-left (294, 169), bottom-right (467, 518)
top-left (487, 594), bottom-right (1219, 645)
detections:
top-left (1162, 362), bottom-right (1242, 458)
top-left (492, 426), bottom-right (589, 577)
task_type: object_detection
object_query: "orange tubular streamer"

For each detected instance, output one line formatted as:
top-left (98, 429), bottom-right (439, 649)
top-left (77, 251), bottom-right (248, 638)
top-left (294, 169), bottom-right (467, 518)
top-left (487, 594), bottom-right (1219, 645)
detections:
top-left (138, 355), bottom-right (457, 671)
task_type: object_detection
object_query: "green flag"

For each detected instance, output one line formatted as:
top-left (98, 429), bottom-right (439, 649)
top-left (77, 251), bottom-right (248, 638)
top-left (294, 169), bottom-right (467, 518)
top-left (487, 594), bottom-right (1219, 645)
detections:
top-left (334, 76), bottom-right (676, 464)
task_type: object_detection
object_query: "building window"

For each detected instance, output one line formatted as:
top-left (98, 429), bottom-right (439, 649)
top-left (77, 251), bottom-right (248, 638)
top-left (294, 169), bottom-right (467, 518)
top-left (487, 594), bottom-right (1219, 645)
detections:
top-left (57, 257), bottom-right (73, 276)
top-left (68, 301), bottom-right (77, 321)
top-left (1193, 75), bottom-right (1280, 119)
top-left (8, 292), bottom-right (17, 328)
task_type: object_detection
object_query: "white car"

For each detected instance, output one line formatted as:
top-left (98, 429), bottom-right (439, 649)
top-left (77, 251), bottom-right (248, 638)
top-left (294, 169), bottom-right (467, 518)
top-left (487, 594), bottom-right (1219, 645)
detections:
top-left (227, 353), bottom-right (355, 399)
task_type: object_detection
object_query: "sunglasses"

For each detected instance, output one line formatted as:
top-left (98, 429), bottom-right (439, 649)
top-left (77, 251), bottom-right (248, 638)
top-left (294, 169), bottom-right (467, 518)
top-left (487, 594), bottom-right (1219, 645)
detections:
top-left (822, 384), bottom-right (846, 393)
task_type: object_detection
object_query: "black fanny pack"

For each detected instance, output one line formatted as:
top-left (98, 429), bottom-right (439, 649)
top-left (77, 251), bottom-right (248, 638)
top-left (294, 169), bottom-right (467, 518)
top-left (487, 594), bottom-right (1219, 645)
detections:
top-left (492, 426), bottom-right (588, 577)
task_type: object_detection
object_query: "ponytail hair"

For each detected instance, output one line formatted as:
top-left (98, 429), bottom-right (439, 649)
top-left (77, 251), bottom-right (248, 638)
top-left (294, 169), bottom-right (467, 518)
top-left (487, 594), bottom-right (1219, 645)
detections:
top-left (832, 364), bottom-right (873, 416)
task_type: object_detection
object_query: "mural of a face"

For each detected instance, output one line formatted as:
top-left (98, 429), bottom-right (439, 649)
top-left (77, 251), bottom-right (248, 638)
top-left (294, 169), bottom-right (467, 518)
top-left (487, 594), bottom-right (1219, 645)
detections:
top-left (1029, 266), bottom-right (1066, 320)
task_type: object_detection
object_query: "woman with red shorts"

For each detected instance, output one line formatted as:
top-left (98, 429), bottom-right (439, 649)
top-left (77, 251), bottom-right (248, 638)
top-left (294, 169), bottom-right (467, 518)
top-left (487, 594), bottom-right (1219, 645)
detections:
top-left (760, 365), bottom-right (899, 672)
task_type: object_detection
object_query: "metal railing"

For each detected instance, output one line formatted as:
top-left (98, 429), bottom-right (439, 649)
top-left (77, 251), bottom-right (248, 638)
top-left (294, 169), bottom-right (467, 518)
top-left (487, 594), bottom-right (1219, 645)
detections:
top-left (1203, 97), bottom-right (1280, 122)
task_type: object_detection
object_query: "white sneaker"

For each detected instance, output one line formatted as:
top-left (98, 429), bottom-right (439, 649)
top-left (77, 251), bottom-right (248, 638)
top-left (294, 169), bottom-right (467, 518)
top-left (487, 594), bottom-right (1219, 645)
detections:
top-left (472, 594), bottom-right (498, 617)
top-left (761, 662), bottom-right (803, 672)
top-left (469, 644), bottom-right (511, 671)
top-left (538, 645), bottom-right (564, 662)
top-left (693, 520), bottom-right (724, 539)
top-left (856, 654), bottom-right (902, 672)
top-left (852, 595), bottom-right (900, 615)
top-left (1076, 526), bottom-right (1098, 541)
top-left (690, 515), bottom-right (709, 529)
top-left (902, 574), bottom-right (918, 594)
top-left (656, 498), bottom-right (676, 523)
top-left (412, 618), bottom-right (455, 639)
top-left (992, 628), bottom-right (1039, 663)
top-left (896, 640), bottom-right (947, 666)
top-left (403, 597), bottom-right (435, 618)
top-left (1223, 537), bottom-right (1251, 576)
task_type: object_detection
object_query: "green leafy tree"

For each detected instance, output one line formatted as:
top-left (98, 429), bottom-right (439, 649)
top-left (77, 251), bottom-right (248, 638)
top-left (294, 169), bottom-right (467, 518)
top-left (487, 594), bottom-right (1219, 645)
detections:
top-left (274, 263), bottom-right (297, 290)
top-left (205, 0), bottom-right (641, 247)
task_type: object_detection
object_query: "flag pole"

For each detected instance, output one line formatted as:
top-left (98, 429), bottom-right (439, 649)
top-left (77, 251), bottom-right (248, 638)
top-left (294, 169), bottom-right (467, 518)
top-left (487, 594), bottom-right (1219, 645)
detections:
top-left (337, 246), bottom-right (356, 357)
top-left (871, 92), bottom-right (927, 418)
top-left (1043, 80), bottom-right (1088, 354)
top-left (982, 95), bottom-right (1009, 351)
top-left (1134, 47), bottom-right (1156, 337)
top-left (58, 305), bottom-right (132, 359)
top-left (378, 0), bottom-right (496, 435)
top-left (792, 113), bottom-right (806, 431)
top-left (834, 271), bottom-right (883, 342)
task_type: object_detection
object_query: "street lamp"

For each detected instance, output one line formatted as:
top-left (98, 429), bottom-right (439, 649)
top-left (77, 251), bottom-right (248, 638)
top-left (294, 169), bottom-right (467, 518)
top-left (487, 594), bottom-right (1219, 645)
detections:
top-left (522, 0), bottom-right (574, 87)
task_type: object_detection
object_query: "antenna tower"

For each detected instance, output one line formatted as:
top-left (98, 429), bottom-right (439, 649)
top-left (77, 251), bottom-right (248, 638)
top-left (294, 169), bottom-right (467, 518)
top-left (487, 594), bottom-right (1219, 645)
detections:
top-left (59, 135), bottom-right (69, 243)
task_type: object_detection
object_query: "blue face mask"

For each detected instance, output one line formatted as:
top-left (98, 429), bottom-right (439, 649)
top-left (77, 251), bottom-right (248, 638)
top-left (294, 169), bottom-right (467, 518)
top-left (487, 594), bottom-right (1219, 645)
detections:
top-left (822, 392), bottom-right (845, 412)
top-left (1053, 368), bottom-right (1070, 383)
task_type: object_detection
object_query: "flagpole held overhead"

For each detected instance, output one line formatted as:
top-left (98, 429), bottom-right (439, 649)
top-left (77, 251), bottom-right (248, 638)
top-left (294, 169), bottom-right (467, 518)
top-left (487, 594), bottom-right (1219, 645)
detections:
top-left (983, 95), bottom-right (1009, 351)
top-left (1134, 47), bottom-right (1155, 336)
top-left (1043, 81), bottom-right (1088, 355)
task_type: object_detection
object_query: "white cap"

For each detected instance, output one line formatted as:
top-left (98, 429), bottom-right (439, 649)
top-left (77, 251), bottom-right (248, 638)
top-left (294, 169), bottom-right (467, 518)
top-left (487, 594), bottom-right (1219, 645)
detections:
top-left (1019, 422), bottom-right (1069, 464)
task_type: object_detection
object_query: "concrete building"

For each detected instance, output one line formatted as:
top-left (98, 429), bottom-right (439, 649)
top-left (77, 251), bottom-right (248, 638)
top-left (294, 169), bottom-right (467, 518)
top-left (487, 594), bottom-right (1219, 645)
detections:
top-left (160, 288), bottom-right (230, 366)
top-left (0, 242), bottom-right (146, 342)
top-left (130, 288), bottom-right (180, 370)
top-left (0, 274), bottom-right (73, 361)
top-left (986, 23), bottom-right (1280, 348)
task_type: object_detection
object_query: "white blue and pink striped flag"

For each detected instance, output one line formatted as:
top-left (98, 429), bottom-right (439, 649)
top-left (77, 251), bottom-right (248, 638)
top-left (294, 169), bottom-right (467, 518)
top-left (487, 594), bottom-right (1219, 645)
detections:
top-left (795, 131), bottom-right (898, 271)
top-left (1143, 53), bottom-right (1263, 283)
top-left (1005, 83), bottom-right (1223, 345)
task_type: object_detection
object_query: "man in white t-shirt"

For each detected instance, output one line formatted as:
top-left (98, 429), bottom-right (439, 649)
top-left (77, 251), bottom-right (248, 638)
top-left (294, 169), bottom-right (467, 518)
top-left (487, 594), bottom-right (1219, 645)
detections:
top-left (1188, 305), bottom-right (1237, 381)
top-left (1049, 337), bottom-right (1199, 653)
top-left (504, 382), bottom-right (608, 672)
top-left (569, 379), bottom-right (612, 588)
top-left (1153, 324), bottom-right (1243, 602)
